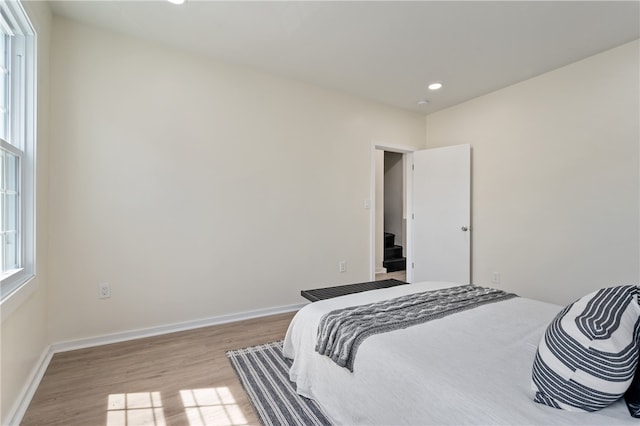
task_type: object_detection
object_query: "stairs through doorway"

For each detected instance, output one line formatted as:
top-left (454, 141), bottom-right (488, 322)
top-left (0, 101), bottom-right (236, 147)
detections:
top-left (383, 232), bottom-right (406, 272)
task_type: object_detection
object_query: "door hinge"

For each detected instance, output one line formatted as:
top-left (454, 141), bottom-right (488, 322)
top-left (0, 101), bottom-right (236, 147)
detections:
top-left (412, 213), bottom-right (414, 219)
top-left (412, 262), bottom-right (415, 269)
top-left (412, 164), bottom-right (414, 171)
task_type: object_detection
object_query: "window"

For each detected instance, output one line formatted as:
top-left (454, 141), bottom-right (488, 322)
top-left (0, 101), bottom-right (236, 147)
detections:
top-left (0, 0), bottom-right (35, 302)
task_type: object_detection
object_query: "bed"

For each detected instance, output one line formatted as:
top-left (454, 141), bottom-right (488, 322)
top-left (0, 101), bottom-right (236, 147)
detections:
top-left (282, 281), bottom-right (638, 425)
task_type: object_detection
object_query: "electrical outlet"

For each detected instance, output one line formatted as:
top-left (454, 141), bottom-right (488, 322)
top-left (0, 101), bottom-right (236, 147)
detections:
top-left (491, 272), bottom-right (501, 285)
top-left (339, 260), bottom-right (347, 273)
top-left (98, 282), bottom-right (111, 299)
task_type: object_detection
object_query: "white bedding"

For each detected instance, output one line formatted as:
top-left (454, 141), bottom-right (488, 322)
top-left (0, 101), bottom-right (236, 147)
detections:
top-left (283, 282), bottom-right (637, 425)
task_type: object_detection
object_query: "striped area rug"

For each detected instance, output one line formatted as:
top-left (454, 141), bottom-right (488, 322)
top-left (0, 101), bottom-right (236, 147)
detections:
top-left (227, 341), bottom-right (333, 426)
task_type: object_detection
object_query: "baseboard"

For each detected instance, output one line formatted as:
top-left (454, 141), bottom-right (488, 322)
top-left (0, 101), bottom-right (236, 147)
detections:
top-left (8, 302), bottom-right (306, 425)
top-left (4, 346), bottom-right (53, 426)
top-left (50, 302), bottom-right (306, 353)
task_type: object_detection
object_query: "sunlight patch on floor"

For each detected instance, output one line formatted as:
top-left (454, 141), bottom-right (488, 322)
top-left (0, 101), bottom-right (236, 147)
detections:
top-left (180, 387), bottom-right (248, 426)
top-left (107, 392), bottom-right (166, 426)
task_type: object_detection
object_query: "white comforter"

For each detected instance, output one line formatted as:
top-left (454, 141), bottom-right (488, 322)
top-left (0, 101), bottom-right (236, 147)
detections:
top-left (283, 282), bottom-right (636, 425)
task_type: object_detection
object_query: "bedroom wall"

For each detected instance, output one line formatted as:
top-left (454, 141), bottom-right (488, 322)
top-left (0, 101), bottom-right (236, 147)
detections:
top-left (384, 152), bottom-right (404, 248)
top-left (47, 17), bottom-right (425, 343)
top-left (425, 40), bottom-right (639, 305)
top-left (0, 2), bottom-right (51, 424)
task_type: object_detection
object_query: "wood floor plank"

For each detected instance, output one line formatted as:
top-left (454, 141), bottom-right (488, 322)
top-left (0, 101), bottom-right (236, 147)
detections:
top-left (21, 312), bottom-right (297, 426)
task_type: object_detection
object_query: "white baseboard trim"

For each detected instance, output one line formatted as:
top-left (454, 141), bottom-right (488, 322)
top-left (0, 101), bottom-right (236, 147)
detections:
top-left (51, 302), bottom-right (307, 353)
top-left (4, 346), bottom-right (53, 426)
top-left (7, 302), bottom-right (306, 425)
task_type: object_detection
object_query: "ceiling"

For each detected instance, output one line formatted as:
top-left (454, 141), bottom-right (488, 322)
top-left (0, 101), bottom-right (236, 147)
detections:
top-left (48, 1), bottom-right (640, 115)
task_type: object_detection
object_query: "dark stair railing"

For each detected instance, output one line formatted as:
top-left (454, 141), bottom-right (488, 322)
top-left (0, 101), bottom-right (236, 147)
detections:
top-left (383, 232), bottom-right (406, 272)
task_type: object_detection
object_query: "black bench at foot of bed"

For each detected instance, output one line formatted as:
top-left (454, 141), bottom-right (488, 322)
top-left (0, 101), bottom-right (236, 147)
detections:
top-left (301, 279), bottom-right (408, 302)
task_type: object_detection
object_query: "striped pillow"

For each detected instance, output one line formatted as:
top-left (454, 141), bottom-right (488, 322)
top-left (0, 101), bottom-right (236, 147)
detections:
top-left (532, 285), bottom-right (640, 412)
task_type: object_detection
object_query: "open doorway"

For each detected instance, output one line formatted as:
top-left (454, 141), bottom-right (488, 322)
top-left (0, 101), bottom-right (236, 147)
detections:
top-left (370, 143), bottom-right (471, 285)
top-left (373, 147), bottom-right (411, 282)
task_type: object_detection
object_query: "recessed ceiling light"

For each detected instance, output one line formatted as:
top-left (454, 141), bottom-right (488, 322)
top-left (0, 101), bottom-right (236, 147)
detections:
top-left (417, 100), bottom-right (430, 106)
top-left (428, 82), bottom-right (443, 91)
top-left (167, 0), bottom-right (185, 4)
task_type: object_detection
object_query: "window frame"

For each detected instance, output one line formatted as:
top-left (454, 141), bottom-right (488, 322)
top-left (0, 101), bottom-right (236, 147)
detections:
top-left (0, 0), bottom-right (35, 304)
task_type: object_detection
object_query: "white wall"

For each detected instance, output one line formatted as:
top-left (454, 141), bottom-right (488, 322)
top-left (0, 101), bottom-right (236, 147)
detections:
top-left (0, 2), bottom-right (51, 424)
top-left (48, 17), bottom-right (425, 343)
top-left (425, 40), bottom-right (639, 305)
top-left (384, 151), bottom-right (404, 248)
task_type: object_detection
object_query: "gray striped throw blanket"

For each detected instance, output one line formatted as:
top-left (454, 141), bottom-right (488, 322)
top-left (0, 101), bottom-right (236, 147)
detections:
top-left (315, 285), bottom-right (517, 372)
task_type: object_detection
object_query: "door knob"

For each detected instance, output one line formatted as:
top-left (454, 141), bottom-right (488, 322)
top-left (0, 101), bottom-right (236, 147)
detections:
top-left (461, 226), bottom-right (469, 232)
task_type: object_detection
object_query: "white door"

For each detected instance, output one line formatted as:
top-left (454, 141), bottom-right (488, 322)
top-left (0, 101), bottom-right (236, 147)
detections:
top-left (411, 144), bottom-right (471, 284)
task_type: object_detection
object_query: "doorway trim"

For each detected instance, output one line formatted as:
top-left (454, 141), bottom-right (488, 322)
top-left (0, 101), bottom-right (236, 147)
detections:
top-left (369, 142), bottom-right (417, 282)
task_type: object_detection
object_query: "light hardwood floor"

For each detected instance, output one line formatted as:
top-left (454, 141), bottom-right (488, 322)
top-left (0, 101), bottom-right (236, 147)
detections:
top-left (21, 312), bottom-right (296, 426)
top-left (375, 270), bottom-right (406, 282)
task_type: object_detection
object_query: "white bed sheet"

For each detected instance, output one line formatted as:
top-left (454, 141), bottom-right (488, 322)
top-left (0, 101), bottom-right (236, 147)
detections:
top-left (283, 281), bottom-right (637, 425)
